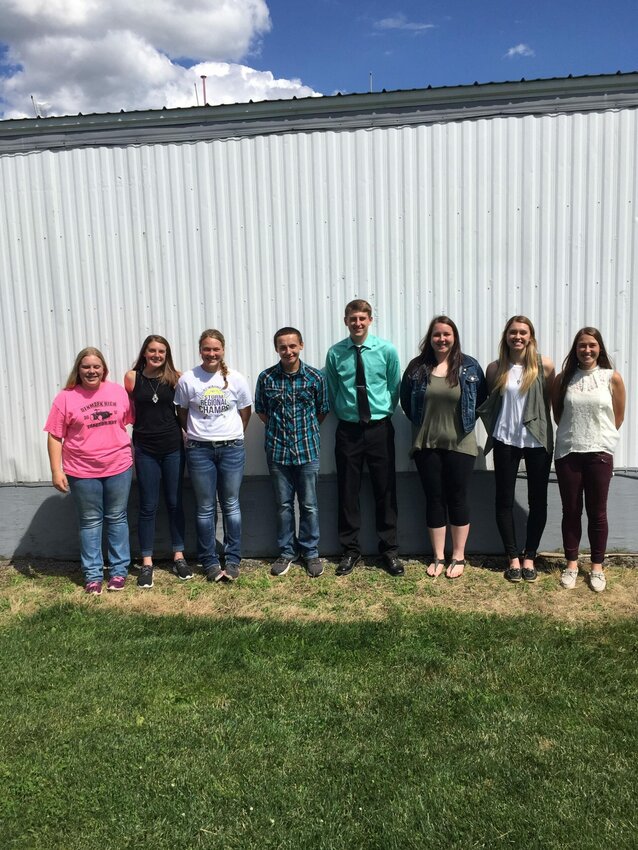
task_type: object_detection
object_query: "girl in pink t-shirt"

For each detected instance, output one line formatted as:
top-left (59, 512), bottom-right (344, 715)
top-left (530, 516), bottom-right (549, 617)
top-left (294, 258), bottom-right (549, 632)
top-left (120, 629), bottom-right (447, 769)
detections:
top-left (45, 347), bottom-right (134, 594)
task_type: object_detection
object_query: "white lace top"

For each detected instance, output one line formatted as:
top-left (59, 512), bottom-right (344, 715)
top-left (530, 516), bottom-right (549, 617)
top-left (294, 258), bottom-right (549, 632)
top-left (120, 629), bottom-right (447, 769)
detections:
top-left (555, 367), bottom-right (618, 460)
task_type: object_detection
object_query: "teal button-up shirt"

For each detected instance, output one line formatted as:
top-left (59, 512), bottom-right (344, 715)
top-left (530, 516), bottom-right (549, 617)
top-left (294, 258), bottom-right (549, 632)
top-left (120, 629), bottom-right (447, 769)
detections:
top-left (325, 333), bottom-right (400, 422)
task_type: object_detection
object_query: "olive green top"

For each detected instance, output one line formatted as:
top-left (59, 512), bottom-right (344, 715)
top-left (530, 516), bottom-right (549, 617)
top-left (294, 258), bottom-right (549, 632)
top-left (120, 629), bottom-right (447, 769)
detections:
top-left (412, 375), bottom-right (478, 457)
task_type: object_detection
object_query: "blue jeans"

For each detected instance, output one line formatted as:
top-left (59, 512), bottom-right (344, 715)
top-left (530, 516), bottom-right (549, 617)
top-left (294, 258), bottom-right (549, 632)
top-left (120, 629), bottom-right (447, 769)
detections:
top-left (186, 440), bottom-right (245, 568)
top-left (268, 460), bottom-right (320, 559)
top-left (135, 445), bottom-right (185, 557)
top-left (67, 467), bottom-right (133, 583)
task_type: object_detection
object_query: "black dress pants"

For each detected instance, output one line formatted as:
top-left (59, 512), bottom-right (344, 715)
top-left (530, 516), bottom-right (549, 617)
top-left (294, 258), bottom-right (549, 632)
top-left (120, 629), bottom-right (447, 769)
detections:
top-left (335, 418), bottom-right (398, 556)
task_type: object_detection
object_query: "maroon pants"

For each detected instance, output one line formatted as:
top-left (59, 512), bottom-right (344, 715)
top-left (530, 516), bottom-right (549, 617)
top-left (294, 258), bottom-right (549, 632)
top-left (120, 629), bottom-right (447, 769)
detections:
top-left (555, 452), bottom-right (613, 563)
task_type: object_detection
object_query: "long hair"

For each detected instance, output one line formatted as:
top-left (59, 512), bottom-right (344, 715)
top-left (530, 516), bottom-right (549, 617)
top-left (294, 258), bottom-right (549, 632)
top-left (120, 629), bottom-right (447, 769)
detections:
top-left (555, 327), bottom-right (613, 419)
top-left (412, 315), bottom-right (462, 387)
top-left (199, 328), bottom-right (229, 389)
top-left (131, 334), bottom-right (180, 387)
top-left (492, 315), bottom-right (539, 395)
top-left (65, 347), bottom-right (108, 389)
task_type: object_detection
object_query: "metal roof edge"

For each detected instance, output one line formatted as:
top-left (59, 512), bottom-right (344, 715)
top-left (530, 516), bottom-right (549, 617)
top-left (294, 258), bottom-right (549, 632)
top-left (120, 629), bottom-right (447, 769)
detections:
top-left (2, 71), bottom-right (638, 153)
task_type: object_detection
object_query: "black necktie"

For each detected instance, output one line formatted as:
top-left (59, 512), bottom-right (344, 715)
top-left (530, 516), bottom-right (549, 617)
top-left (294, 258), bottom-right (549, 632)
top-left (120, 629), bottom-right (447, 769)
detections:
top-left (355, 346), bottom-right (371, 424)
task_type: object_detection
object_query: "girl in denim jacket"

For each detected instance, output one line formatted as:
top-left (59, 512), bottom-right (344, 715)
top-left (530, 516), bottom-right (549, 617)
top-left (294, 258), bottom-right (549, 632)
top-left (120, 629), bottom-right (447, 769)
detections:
top-left (400, 316), bottom-right (486, 579)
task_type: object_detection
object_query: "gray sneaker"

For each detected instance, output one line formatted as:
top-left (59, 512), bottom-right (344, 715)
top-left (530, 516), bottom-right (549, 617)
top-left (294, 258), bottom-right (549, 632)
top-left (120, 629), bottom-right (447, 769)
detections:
top-left (205, 564), bottom-right (224, 583)
top-left (224, 562), bottom-right (240, 581)
top-left (305, 557), bottom-right (324, 578)
top-left (271, 557), bottom-right (293, 576)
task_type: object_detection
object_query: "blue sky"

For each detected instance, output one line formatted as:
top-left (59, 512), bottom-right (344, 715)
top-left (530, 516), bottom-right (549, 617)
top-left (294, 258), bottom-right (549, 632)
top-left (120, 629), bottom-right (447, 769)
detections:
top-left (259, 0), bottom-right (638, 94)
top-left (1, 0), bottom-right (636, 119)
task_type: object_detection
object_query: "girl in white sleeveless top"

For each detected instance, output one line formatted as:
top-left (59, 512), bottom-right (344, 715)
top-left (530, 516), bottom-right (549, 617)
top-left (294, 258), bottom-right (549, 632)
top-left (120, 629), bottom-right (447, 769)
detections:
top-left (552, 328), bottom-right (625, 592)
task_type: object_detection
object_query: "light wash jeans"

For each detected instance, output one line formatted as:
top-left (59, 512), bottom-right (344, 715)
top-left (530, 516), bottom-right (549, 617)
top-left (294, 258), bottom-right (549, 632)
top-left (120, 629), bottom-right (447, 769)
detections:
top-left (186, 439), bottom-right (245, 568)
top-left (268, 459), bottom-right (320, 560)
top-left (67, 467), bottom-right (133, 583)
top-left (135, 445), bottom-right (185, 556)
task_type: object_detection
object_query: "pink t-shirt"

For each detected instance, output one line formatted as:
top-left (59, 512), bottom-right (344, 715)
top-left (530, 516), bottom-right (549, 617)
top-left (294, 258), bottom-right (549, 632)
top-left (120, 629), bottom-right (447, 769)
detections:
top-left (44, 381), bottom-right (134, 478)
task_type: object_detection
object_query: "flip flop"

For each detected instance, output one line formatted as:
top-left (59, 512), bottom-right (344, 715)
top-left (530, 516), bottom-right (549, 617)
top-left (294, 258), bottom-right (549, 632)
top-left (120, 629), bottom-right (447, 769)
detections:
top-left (426, 558), bottom-right (444, 578)
top-left (446, 559), bottom-right (465, 579)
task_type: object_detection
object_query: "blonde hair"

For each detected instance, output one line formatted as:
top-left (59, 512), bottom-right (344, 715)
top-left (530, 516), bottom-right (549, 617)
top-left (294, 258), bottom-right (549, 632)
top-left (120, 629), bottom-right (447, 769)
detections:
top-left (65, 347), bottom-right (108, 389)
top-left (492, 316), bottom-right (539, 395)
top-left (199, 329), bottom-right (229, 389)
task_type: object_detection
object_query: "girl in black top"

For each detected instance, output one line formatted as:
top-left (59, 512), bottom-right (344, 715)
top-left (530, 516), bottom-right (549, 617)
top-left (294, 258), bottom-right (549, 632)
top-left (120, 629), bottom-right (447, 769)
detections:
top-left (125, 335), bottom-right (190, 587)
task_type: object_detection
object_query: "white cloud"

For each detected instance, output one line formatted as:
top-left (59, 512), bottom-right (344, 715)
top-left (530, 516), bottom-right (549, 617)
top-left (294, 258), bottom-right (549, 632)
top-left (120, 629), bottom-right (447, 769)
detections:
top-left (374, 13), bottom-right (434, 33)
top-left (1, 0), bottom-right (271, 61)
top-left (505, 43), bottom-right (535, 58)
top-left (0, 0), bottom-right (320, 118)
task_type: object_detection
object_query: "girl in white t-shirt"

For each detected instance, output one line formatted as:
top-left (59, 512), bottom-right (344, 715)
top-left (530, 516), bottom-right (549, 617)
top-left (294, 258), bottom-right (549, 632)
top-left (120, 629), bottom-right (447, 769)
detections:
top-left (175, 329), bottom-right (252, 581)
top-left (552, 327), bottom-right (626, 593)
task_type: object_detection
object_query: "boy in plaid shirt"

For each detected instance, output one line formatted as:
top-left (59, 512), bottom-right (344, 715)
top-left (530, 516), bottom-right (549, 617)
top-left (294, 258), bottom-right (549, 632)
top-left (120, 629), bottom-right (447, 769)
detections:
top-left (255, 327), bottom-right (329, 577)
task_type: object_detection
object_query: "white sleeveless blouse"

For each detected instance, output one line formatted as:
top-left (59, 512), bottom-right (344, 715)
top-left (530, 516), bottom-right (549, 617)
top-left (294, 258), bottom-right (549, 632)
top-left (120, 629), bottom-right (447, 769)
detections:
top-left (554, 368), bottom-right (618, 460)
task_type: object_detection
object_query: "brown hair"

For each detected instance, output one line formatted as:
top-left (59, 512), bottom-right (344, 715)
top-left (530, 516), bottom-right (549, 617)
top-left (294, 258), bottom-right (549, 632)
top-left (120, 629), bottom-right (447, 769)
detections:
top-left (131, 334), bottom-right (180, 387)
top-left (344, 299), bottom-right (372, 317)
top-left (199, 329), bottom-right (229, 389)
top-left (555, 327), bottom-right (613, 419)
top-left (411, 316), bottom-right (462, 387)
top-left (492, 315), bottom-right (539, 395)
top-left (65, 347), bottom-right (109, 389)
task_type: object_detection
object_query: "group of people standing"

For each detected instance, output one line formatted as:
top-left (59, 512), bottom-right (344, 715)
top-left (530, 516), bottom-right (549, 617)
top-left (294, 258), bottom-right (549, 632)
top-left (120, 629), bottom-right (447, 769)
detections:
top-left (45, 299), bottom-right (625, 595)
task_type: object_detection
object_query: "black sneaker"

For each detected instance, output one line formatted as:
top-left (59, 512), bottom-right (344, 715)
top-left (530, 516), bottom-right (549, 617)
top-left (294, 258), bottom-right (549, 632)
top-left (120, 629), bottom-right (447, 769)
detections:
top-left (522, 565), bottom-right (538, 582)
top-left (205, 564), bottom-right (224, 582)
top-left (137, 567), bottom-right (154, 589)
top-left (172, 558), bottom-right (194, 581)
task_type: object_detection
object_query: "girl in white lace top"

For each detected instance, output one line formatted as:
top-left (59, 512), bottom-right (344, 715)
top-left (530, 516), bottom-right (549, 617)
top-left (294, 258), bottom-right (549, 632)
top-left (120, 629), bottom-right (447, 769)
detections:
top-left (552, 328), bottom-right (625, 593)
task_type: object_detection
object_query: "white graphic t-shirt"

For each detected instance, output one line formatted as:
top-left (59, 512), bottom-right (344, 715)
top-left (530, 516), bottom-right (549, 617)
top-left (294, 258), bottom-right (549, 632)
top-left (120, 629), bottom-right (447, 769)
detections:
top-left (175, 366), bottom-right (252, 441)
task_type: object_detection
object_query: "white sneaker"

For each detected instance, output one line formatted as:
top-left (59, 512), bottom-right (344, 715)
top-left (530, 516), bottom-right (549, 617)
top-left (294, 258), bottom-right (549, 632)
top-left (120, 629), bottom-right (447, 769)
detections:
top-left (589, 571), bottom-right (606, 593)
top-left (560, 568), bottom-right (578, 590)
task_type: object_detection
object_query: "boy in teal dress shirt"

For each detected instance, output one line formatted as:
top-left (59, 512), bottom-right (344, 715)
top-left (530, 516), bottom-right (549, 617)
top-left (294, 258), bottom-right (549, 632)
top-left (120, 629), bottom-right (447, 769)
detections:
top-left (325, 299), bottom-right (403, 577)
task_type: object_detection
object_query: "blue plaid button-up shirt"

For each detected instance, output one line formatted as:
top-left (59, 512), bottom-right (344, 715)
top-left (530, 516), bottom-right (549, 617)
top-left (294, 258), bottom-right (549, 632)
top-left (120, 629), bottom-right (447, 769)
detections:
top-left (255, 361), bottom-right (329, 465)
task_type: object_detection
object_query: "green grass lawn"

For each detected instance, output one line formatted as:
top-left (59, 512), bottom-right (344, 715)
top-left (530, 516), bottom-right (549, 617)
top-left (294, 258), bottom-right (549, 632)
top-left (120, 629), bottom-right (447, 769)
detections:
top-left (1, 602), bottom-right (636, 849)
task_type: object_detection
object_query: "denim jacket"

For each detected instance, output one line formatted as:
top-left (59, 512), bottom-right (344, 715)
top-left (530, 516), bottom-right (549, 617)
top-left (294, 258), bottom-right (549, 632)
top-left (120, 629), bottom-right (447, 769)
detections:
top-left (400, 354), bottom-right (487, 434)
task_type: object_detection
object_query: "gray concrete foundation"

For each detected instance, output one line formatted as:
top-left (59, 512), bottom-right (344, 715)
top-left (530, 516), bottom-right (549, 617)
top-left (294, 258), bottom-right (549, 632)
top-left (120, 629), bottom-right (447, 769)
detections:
top-left (2, 471), bottom-right (636, 561)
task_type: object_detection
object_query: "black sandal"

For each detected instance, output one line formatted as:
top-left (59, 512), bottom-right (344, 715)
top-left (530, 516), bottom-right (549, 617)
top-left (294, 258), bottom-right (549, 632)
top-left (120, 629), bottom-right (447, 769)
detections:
top-left (426, 558), bottom-right (444, 578)
top-left (446, 559), bottom-right (465, 579)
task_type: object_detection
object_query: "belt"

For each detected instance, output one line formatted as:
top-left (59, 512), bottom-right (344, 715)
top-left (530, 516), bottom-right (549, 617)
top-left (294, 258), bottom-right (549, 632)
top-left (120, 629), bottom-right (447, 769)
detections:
top-left (338, 416), bottom-right (390, 428)
top-left (188, 439), bottom-right (242, 447)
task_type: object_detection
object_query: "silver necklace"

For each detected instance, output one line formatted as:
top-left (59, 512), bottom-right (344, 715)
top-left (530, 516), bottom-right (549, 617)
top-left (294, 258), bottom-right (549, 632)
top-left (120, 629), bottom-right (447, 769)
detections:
top-left (143, 374), bottom-right (161, 404)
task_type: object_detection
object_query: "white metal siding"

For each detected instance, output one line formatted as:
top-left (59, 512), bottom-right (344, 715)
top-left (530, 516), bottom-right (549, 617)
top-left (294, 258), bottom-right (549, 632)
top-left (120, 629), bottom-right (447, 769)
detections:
top-left (1, 106), bottom-right (637, 482)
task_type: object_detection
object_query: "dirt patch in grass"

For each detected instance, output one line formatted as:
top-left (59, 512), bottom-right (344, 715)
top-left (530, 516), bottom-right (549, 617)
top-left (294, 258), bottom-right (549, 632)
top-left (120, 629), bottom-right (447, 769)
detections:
top-left (1, 555), bottom-right (637, 626)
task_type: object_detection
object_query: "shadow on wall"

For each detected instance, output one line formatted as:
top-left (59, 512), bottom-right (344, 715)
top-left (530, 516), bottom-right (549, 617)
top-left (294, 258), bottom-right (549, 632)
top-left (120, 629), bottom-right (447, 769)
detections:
top-left (7, 481), bottom-right (281, 564)
top-left (5, 466), bottom-right (534, 563)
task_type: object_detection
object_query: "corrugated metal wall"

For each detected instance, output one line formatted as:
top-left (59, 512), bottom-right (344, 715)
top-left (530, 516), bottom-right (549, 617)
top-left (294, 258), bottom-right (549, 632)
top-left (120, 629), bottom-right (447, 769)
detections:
top-left (1, 106), bottom-right (637, 482)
